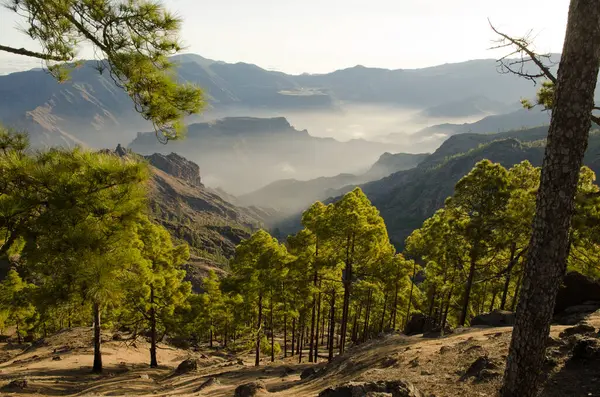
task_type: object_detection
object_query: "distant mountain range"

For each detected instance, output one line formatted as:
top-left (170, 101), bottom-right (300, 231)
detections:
top-left (238, 151), bottom-right (429, 213)
top-left (272, 125), bottom-right (600, 248)
top-left (0, 53), bottom-right (561, 149)
top-left (128, 116), bottom-right (405, 194)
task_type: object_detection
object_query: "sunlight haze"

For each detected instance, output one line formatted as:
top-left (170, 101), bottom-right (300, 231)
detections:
top-left (0, 0), bottom-right (569, 74)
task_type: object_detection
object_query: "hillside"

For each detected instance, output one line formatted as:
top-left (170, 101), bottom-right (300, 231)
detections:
top-left (128, 148), bottom-right (264, 285)
top-left (0, 313), bottom-right (596, 396)
top-left (272, 126), bottom-right (600, 247)
top-left (239, 152), bottom-right (428, 214)
top-left (0, 55), bottom-right (552, 148)
top-left (129, 116), bottom-right (403, 194)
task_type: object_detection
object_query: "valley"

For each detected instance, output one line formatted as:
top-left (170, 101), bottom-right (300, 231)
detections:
top-left (1, 1), bottom-right (600, 396)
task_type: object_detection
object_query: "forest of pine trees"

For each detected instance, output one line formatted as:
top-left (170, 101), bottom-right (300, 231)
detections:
top-left (2, 126), bottom-right (600, 373)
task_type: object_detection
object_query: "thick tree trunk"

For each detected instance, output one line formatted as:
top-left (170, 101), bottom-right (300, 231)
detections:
top-left (459, 254), bottom-right (477, 326)
top-left (255, 293), bottom-right (263, 367)
top-left (501, 2), bottom-right (600, 395)
top-left (150, 285), bottom-right (158, 368)
top-left (92, 302), bottom-right (102, 373)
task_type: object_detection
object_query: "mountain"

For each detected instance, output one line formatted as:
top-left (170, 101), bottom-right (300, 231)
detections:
top-left (272, 126), bottom-right (600, 248)
top-left (239, 151), bottom-right (428, 214)
top-left (128, 116), bottom-right (403, 194)
top-left (107, 147), bottom-right (265, 288)
top-left (413, 96), bottom-right (512, 120)
top-left (0, 55), bottom-right (556, 148)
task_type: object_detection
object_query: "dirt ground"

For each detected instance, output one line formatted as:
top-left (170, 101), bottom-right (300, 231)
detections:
top-left (0, 312), bottom-right (598, 397)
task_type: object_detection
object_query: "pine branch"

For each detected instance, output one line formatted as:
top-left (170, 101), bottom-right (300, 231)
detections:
top-left (0, 44), bottom-right (69, 62)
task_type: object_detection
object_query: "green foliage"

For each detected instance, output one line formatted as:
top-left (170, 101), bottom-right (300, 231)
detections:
top-left (3, 0), bottom-right (205, 141)
top-left (0, 270), bottom-right (36, 342)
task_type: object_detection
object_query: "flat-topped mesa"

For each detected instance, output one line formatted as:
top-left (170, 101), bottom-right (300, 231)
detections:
top-left (145, 152), bottom-right (203, 187)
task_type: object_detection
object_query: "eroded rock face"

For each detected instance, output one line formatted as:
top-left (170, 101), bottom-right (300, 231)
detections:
top-left (318, 380), bottom-right (424, 397)
top-left (146, 152), bottom-right (203, 187)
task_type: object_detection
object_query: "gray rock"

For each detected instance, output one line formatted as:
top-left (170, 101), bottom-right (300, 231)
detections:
top-left (318, 380), bottom-right (425, 397)
top-left (175, 358), bottom-right (198, 374)
top-left (559, 323), bottom-right (596, 338)
top-left (470, 310), bottom-right (515, 327)
top-left (460, 356), bottom-right (499, 381)
top-left (234, 381), bottom-right (266, 397)
top-left (300, 367), bottom-right (317, 379)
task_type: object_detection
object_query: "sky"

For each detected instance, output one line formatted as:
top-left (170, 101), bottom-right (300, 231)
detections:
top-left (0, 0), bottom-right (569, 75)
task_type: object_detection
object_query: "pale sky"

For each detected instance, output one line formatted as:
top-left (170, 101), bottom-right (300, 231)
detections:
top-left (0, 0), bottom-right (569, 75)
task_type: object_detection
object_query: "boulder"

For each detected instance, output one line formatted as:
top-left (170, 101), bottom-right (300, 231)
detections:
top-left (318, 380), bottom-right (424, 397)
top-left (570, 337), bottom-right (600, 361)
top-left (3, 379), bottom-right (28, 390)
top-left (194, 377), bottom-right (218, 392)
top-left (559, 323), bottom-right (596, 339)
top-left (175, 358), bottom-right (198, 374)
top-left (460, 356), bottom-right (499, 381)
top-left (470, 310), bottom-right (515, 327)
top-left (300, 367), bottom-right (317, 379)
top-left (554, 272), bottom-right (600, 314)
top-left (403, 313), bottom-right (435, 336)
top-left (234, 381), bottom-right (267, 397)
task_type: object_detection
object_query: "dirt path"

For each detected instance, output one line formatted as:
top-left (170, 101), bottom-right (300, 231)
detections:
top-left (0, 314), bottom-right (597, 396)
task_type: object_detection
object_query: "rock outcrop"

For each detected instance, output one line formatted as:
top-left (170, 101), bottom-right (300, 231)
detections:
top-left (470, 310), bottom-right (515, 327)
top-left (146, 152), bottom-right (203, 187)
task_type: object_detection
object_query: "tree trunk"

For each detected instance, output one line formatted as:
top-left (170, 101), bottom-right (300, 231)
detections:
top-left (500, 243), bottom-right (517, 310)
top-left (309, 271), bottom-right (318, 362)
top-left (150, 285), bottom-right (158, 368)
top-left (298, 318), bottom-right (305, 363)
top-left (314, 288), bottom-right (322, 362)
top-left (321, 303), bottom-right (326, 346)
top-left (404, 260), bottom-right (417, 329)
top-left (427, 286), bottom-right (437, 318)
top-left (284, 314), bottom-right (287, 358)
top-left (380, 291), bottom-right (388, 333)
top-left (511, 271), bottom-right (524, 312)
top-left (392, 272), bottom-right (400, 330)
top-left (489, 290), bottom-right (498, 312)
top-left (362, 289), bottom-right (372, 342)
top-left (328, 289), bottom-right (336, 362)
top-left (255, 293), bottom-right (263, 367)
top-left (339, 233), bottom-right (354, 354)
top-left (351, 305), bottom-right (361, 343)
top-left (270, 291), bottom-right (275, 362)
top-left (459, 254), bottom-right (477, 326)
top-left (291, 317), bottom-right (296, 356)
top-left (501, 2), bottom-right (600, 395)
top-left (92, 302), bottom-right (102, 373)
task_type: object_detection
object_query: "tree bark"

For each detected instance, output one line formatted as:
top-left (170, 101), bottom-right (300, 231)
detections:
top-left (309, 271), bottom-right (318, 362)
top-left (380, 291), bottom-right (388, 333)
top-left (501, 2), bottom-right (600, 395)
top-left (150, 285), bottom-right (158, 368)
top-left (92, 302), bottom-right (102, 373)
top-left (270, 291), bottom-right (275, 362)
top-left (284, 314), bottom-right (288, 358)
